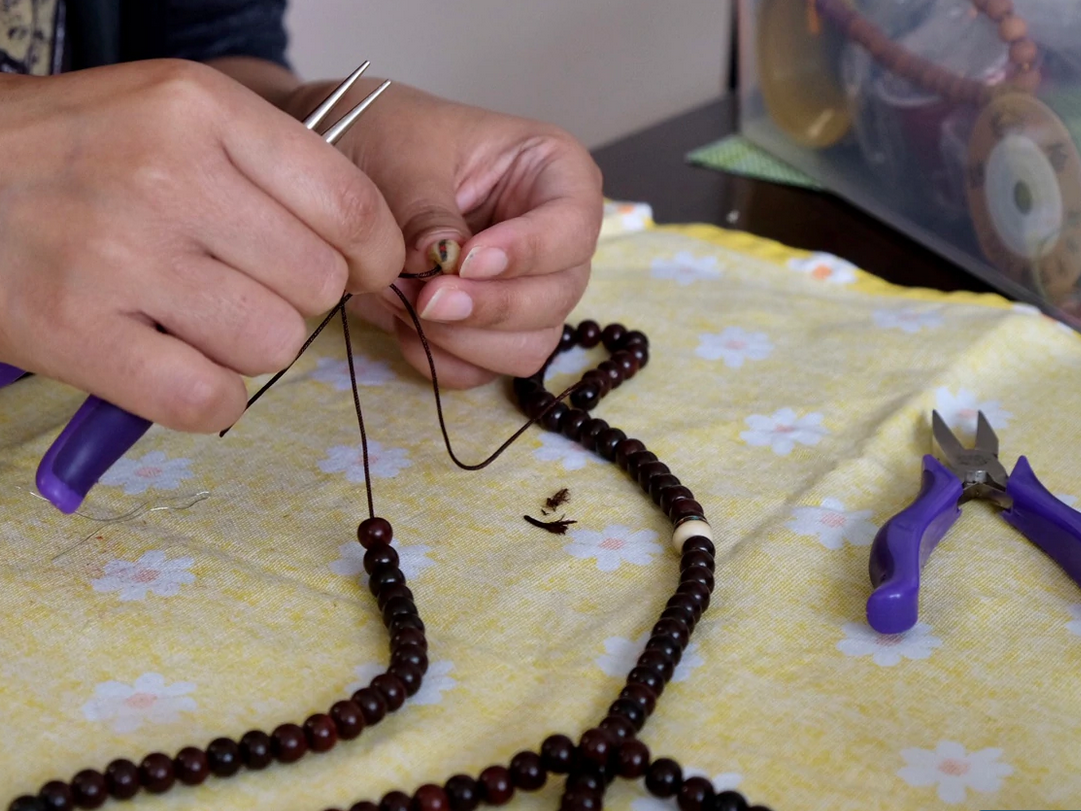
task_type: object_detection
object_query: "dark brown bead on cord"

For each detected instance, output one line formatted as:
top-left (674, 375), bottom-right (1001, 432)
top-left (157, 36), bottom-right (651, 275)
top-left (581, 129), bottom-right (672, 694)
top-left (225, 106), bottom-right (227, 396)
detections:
top-left (579, 418), bottom-right (610, 451)
top-left (542, 401), bottom-right (569, 432)
top-left (599, 713), bottom-right (636, 740)
top-left (240, 730), bottom-right (273, 770)
top-left (388, 661), bottom-right (424, 696)
top-left (173, 747), bottom-right (209, 786)
top-left (624, 450), bottom-right (659, 478)
top-left (357, 517), bottom-right (393, 548)
top-left (379, 791), bottom-right (411, 811)
top-left (411, 785), bottom-right (449, 811)
top-left (637, 460), bottom-right (670, 490)
top-left (611, 349), bottom-right (639, 380)
top-left (364, 545), bottom-right (399, 575)
top-left (569, 381), bottom-right (600, 411)
top-left (330, 699), bottom-right (366, 740)
top-left (377, 583), bottom-right (414, 612)
top-left (616, 738), bottom-right (651, 779)
top-left (575, 319), bottom-right (602, 348)
top-left (601, 322), bottom-right (626, 351)
top-left (350, 804), bottom-right (380, 811)
top-left (608, 697), bottom-right (646, 730)
top-left (677, 776), bottom-right (717, 811)
top-left (581, 369), bottom-right (610, 397)
top-left (390, 614), bottom-right (425, 635)
top-left (649, 473), bottom-right (681, 502)
top-left (626, 664), bottom-right (665, 696)
top-left (682, 535), bottom-right (716, 557)
top-left (596, 359), bottom-right (623, 388)
top-left (660, 485), bottom-right (694, 514)
top-left (559, 323), bottom-right (576, 350)
top-left (620, 681), bottom-right (658, 714)
top-left (271, 723), bottom-right (308, 763)
top-left (205, 738), bottom-right (242, 777)
top-left (372, 672), bottom-right (408, 710)
top-left (637, 647), bottom-right (676, 682)
top-left (443, 775), bottom-right (479, 811)
top-left (681, 549), bottom-right (715, 572)
top-left (368, 565), bottom-right (407, 597)
top-left (524, 390), bottom-right (556, 420)
top-left (614, 437), bottom-right (646, 467)
top-left (559, 788), bottom-right (602, 811)
top-left (383, 595), bottom-right (418, 624)
top-left (509, 751), bottom-right (547, 791)
top-left (38, 781), bottom-right (74, 811)
top-left (595, 427), bottom-right (627, 461)
top-left (477, 766), bottom-right (514, 805)
top-left (565, 772), bottom-right (603, 794)
top-left (682, 567), bottom-right (715, 592)
top-left (391, 626), bottom-right (427, 651)
top-left (669, 499), bottom-right (705, 523)
top-left (578, 727), bottom-right (616, 767)
top-left (653, 616), bottom-right (691, 648)
top-left (540, 734), bottom-right (576, 774)
top-left (645, 634), bottom-right (682, 666)
top-left (715, 790), bottom-right (751, 811)
top-left (138, 754), bottom-right (175, 794)
top-left (661, 603), bottom-right (698, 632)
top-left (304, 713), bottom-right (339, 753)
top-left (103, 759), bottom-right (140, 800)
top-left (352, 687), bottom-right (388, 725)
top-left (645, 758), bottom-right (683, 798)
top-left (9, 798), bottom-right (45, 811)
top-left (561, 408), bottom-right (590, 441)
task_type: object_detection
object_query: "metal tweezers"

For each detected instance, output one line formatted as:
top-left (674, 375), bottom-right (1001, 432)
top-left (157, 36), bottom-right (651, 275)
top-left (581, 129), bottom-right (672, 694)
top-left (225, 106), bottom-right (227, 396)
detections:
top-left (0, 63), bottom-right (390, 514)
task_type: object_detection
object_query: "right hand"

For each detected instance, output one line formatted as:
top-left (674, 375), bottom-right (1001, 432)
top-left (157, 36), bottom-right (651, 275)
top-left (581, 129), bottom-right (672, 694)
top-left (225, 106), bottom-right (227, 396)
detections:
top-left (0, 59), bottom-right (405, 433)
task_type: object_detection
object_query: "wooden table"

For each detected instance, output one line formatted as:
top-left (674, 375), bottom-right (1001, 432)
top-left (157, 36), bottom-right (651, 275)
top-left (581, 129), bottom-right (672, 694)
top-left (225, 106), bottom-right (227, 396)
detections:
top-left (590, 96), bottom-right (995, 294)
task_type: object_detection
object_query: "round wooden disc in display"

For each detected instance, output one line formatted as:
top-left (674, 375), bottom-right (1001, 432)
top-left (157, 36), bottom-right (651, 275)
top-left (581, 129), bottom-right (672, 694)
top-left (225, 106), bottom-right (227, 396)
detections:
top-left (965, 91), bottom-right (1081, 303)
top-left (757, 0), bottom-right (852, 149)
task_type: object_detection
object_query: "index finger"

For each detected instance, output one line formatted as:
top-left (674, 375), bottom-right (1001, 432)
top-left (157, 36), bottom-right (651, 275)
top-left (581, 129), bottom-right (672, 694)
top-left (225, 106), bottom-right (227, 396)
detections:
top-left (459, 137), bottom-right (603, 281)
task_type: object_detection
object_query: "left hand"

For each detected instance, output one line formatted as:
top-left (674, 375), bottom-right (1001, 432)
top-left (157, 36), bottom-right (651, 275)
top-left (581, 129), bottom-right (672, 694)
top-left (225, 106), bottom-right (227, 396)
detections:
top-left (288, 79), bottom-right (604, 388)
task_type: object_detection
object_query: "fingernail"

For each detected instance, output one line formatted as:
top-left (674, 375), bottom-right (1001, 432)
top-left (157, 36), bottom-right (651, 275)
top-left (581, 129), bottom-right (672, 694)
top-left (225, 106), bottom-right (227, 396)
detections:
top-left (459, 247), bottom-right (508, 279)
top-left (419, 288), bottom-right (473, 321)
top-left (427, 239), bottom-right (462, 273)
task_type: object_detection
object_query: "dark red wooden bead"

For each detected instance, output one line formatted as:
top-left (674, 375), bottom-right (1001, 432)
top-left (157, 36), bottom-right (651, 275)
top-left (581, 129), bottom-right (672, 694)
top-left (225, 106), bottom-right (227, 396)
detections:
top-left (382, 595), bottom-right (418, 624)
top-left (668, 591), bottom-right (704, 622)
top-left (649, 473), bottom-right (681, 502)
top-left (624, 450), bottom-right (658, 478)
top-left (569, 381), bottom-right (600, 411)
top-left (508, 751), bottom-right (546, 791)
top-left (653, 616), bottom-right (691, 648)
top-left (349, 804), bottom-right (379, 811)
top-left (608, 697), bottom-right (646, 730)
top-left (540, 734), bottom-right (575, 773)
top-left (616, 738), bottom-right (651, 778)
top-left (715, 790), bottom-right (750, 811)
top-left (578, 727), bottom-right (615, 767)
top-left (575, 320), bottom-right (602, 348)
top-left (620, 330), bottom-right (648, 349)
top-left (390, 614), bottom-right (425, 634)
top-left (330, 700), bottom-right (366, 740)
top-left (614, 437), bottom-right (646, 466)
top-left (561, 408), bottom-right (590, 440)
top-left (637, 460), bottom-right (670, 490)
top-left (620, 682), bottom-right (658, 714)
top-left (388, 661), bottom-right (423, 696)
top-left (611, 349), bottom-right (639, 379)
top-left (411, 785), bottom-right (449, 811)
top-left (272, 723), bottom-right (308, 763)
top-left (637, 647), bottom-right (676, 682)
top-left (104, 759), bottom-right (140, 799)
top-left (579, 418), bottom-right (610, 451)
top-left (645, 758), bottom-right (682, 798)
top-left (379, 791), bottom-right (411, 811)
top-left (391, 626), bottom-right (427, 652)
top-left (377, 583), bottom-right (415, 611)
top-left (443, 775), bottom-right (479, 811)
top-left (372, 673), bottom-right (407, 710)
top-left (678, 776), bottom-right (716, 811)
top-left (513, 375), bottom-right (543, 401)
top-left (682, 536), bottom-right (716, 557)
top-left (541, 401), bottom-right (569, 432)
top-left (630, 345), bottom-right (649, 368)
top-left (601, 323), bottom-right (626, 351)
top-left (38, 780), bottom-right (74, 811)
top-left (173, 747), bottom-right (209, 786)
top-left (677, 580), bottom-right (712, 613)
top-left (581, 369), bottom-right (610, 397)
top-left (559, 323), bottom-right (576, 350)
top-left (357, 517), bottom-right (393, 548)
top-left (368, 565), bottom-right (406, 596)
top-left (599, 713), bottom-right (636, 739)
top-left (138, 753), bottom-right (175, 793)
top-left (9, 797), bottom-right (45, 811)
top-left (626, 665), bottom-right (665, 696)
top-left (559, 788), bottom-right (601, 811)
top-left (352, 687), bottom-right (388, 725)
top-left (681, 549), bottom-right (715, 572)
top-left (304, 713), bottom-right (338, 753)
top-left (364, 545), bottom-right (399, 575)
top-left (477, 766), bottom-right (514, 805)
top-left (645, 634), bottom-right (682, 665)
top-left (565, 771), bottom-right (603, 793)
top-left (669, 499), bottom-right (705, 523)
top-left (661, 604), bottom-right (697, 631)
top-left (596, 359), bottom-right (623, 388)
top-left (681, 567), bottom-right (715, 592)
top-left (206, 738), bottom-right (241, 777)
top-left (523, 390), bottom-right (556, 420)
top-left (595, 427), bottom-right (627, 461)
top-left (660, 485), bottom-right (694, 514)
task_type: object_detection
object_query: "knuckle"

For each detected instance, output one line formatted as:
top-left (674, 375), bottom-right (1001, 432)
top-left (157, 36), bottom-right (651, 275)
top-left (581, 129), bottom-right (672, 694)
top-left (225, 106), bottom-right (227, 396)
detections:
top-left (258, 308), bottom-right (307, 370)
top-left (147, 60), bottom-right (222, 125)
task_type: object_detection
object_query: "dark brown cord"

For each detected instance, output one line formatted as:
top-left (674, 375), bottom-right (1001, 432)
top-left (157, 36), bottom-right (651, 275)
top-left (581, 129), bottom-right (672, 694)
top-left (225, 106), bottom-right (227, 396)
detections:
top-left (340, 302), bottom-right (376, 520)
top-left (398, 267), bottom-right (444, 279)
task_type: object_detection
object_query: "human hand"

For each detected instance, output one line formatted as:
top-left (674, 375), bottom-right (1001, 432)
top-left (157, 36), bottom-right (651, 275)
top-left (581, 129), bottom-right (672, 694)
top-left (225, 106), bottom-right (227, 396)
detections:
top-left (0, 60), bottom-right (405, 432)
top-left (289, 79), bottom-right (604, 388)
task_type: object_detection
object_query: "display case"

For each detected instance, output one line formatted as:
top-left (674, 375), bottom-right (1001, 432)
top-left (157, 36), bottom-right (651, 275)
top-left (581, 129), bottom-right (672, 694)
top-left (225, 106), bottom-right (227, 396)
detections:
top-left (737, 0), bottom-right (1081, 327)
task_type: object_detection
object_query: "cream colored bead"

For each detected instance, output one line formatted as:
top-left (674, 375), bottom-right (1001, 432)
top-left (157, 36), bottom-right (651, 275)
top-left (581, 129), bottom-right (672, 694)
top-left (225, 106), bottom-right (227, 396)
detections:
top-left (672, 519), bottom-right (712, 553)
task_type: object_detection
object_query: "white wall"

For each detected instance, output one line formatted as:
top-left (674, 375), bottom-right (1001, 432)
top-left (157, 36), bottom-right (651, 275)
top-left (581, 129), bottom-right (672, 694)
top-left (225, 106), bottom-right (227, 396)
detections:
top-left (284, 1), bottom-right (731, 149)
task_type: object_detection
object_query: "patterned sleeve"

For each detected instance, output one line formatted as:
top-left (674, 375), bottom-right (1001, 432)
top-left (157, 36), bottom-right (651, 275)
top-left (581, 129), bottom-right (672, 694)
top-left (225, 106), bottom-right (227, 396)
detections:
top-left (158, 0), bottom-right (290, 68)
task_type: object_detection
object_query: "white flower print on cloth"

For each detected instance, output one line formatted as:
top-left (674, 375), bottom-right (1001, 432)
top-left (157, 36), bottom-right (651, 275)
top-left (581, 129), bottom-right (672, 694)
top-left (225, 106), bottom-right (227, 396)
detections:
top-left (696, 327), bottom-right (773, 368)
top-left (545, 345), bottom-right (593, 379)
top-left (650, 252), bottom-right (722, 286)
top-left (534, 432), bottom-right (598, 471)
top-left (873, 306), bottom-right (944, 334)
top-left (934, 387), bottom-right (1012, 435)
top-left (898, 741), bottom-right (1013, 804)
top-left (630, 769), bottom-right (742, 811)
top-left (348, 660), bottom-right (456, 706)
top-left (565, 525), bottom-right (662, 572)
top-left (838, 622), bottom-right (942, 667)
top-left (1056, 493), bottom-right (1077, 508)
top-left (786, 498), bottom-right (877, 549)
top-left (330, 541), bottom-right (435, 583)
top-left (81, 672), bottom-right (196, 734)
top-left (1066, 604), bottom-right (1081, 636)
top-left (786, 252), bottom-right (858, 285)
top-left (596, 632), bottom-right (704, 683)
top-left (310, 354), bottom-right (395, 390)
top-left (98, 451), bottom-right (193, 495)
top-left (91, 551), bottom-right (195, 601)
top-left (318, 440), bottom-right (412, 484)
top-left (740, 408), bottom-right (828, 456)
top-left (604, 201), bottom-right (653, 233)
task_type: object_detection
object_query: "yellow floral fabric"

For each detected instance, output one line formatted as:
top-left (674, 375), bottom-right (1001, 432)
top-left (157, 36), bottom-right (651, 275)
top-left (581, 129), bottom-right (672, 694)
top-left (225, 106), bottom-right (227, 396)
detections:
top-left (2, 202), bottom-right (1081, 811)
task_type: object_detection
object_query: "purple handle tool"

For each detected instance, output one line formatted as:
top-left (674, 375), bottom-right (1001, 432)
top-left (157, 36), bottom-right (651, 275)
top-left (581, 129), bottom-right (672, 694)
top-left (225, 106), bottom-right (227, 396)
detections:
top-left (866, 455), bottom-right (963, 634)
top-left (36, 396), bottom-right (152, 514)
top-left (0, 362), bottom-right (28, 388)
top-left (1003, 455), bottom-right (1081, 585)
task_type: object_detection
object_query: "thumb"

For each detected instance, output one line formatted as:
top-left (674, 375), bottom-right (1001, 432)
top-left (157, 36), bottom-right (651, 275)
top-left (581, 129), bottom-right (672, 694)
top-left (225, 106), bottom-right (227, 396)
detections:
top-left (392, 180), bottom-right (473, 277)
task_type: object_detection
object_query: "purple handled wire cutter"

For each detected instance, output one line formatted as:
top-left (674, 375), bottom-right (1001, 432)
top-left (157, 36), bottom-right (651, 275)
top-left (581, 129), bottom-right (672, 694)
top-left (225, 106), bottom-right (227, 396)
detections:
top-left (0, 63), bottom-right (391, 514)
top-left (866, 409), bottom-right (1081, 634)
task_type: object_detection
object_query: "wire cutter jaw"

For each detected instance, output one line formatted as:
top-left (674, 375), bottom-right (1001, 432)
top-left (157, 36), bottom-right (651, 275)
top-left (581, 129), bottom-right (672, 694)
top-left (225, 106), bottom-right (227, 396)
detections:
top-left (931, 410), bottom-right (1012, 509)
